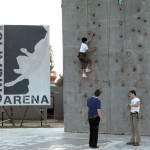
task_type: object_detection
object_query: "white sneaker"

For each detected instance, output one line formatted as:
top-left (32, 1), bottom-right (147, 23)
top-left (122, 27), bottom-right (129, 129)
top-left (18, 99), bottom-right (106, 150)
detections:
top-left (82, 73), bottom-right (87, 78)
top-left (85, 68), bottom-right (91, 72)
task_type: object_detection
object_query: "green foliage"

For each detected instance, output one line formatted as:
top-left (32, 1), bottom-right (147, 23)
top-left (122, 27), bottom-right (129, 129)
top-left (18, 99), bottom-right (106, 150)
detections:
top-left (55, 74), bottom-right (63, 86)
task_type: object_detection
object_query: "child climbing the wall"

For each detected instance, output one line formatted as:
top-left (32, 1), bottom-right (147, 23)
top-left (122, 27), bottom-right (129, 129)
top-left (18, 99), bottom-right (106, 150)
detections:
top-left (78, 33), bottom-right (96, 78)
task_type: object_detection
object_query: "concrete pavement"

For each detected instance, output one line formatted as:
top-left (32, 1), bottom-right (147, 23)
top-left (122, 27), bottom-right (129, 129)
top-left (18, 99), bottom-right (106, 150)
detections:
top-left (0, 128), bottom-right (150, 150)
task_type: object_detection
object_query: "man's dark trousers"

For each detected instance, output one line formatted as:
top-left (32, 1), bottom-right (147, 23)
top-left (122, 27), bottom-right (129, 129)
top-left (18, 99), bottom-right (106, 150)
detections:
top-left (88, 116), bottom-right (100, 147)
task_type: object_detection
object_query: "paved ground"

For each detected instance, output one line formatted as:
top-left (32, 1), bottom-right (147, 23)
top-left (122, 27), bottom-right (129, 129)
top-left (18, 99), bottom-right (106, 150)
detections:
top-left (0, 127), bottom-right (150, 150)
top-left (0, 119), bottom-right (64, 128)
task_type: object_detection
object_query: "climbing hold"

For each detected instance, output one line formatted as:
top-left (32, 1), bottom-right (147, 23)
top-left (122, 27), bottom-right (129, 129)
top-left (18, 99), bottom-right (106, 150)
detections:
top-left (115, 59), bottom-right (119, 63)
top-left (76, 5), bottom-right (79, 9)
top-left (93, 21), bottom-right (96, 24)
top-left (119, 21), bottom-right (123, 26)
top-left (98, 24), bottom-right (101, 27)
top-left (144, 32), bottom-right (147, 36)
top-left (138, 57), bottom-right (143, 62)
top-left (120, 34), bottom-right (123, 38)
top-left (84, 93), bottom-right (87, 97)
top-left (119, 8), bottom-right (122, 11)
top-left (77, 25), bottom-right (80, 29)
top-left (137, 8), bottom-right (141, 12)
top-left (127, 51), bottom-right (131, 57)
top-left (89, 84), bottom-right (93, 87)
top-left (98, 3), bottom-right (101, 6)
top-left (92, 13), bottom-right (95, 17)
top-left (121, 68), bottom-right (124, 73)
top-left (133, 67), bottom-right (137, 72)
top-left (131, 27), bottom-right (136, 32)
top-left (137, 16), bottom-right (141, 20)
top-left (140, 115), bottom-right (143, 119)
top-left (122, 82), bottom-right (125, 87)
top-left (95, 60), bottom-right (98, 63)
top-left (99, 36), bottom-right (101, 39)
top-left (138, 44), bottom-right (142, 47)
top-left (144, 19), bottom-right (147, 23)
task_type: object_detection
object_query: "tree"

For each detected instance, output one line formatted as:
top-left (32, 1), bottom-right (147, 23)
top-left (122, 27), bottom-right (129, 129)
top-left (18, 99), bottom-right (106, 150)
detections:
top-left (50, 46), bottom-right (55, 71)
top-left (55, 74), bottom-right (63, 86)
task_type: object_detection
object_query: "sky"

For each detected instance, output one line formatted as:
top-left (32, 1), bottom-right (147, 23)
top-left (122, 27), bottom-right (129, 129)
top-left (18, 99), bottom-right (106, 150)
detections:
top-left (0, 0), bottom-right (63, 74)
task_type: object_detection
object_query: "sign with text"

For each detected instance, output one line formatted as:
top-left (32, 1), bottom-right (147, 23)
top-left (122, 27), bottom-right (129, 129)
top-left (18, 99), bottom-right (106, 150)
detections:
top-left (0, 25), bottom-right (50, 105)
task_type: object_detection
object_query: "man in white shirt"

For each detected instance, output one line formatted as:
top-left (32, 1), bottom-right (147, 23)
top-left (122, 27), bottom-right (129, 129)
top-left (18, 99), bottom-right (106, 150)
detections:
top-left (127, 90), bottom-right (141, 146)
top-left (78, 34), bottom-right (96, 77)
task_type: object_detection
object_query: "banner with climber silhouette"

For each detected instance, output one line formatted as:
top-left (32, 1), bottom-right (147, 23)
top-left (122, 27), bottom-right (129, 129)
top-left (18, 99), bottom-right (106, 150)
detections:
top-left (0, 25), bottom-right (50, 105)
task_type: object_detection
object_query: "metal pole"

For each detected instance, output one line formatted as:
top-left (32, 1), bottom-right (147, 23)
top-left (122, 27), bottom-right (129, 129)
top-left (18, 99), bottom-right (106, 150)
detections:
top-left (1, 109), bottom-right (4, 127)
top-left (40, 108), bottom-right (43, 127)
top-left (20, 106), bottom-right (29, 126)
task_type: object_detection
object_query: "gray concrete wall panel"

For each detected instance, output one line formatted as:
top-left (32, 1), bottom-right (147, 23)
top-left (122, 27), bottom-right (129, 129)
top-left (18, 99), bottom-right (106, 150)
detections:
top-left (62, 0), bottom-right (150, 135)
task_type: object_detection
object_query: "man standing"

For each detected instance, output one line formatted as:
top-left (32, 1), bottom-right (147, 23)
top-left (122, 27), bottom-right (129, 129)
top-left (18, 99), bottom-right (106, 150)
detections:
top-left (78, 34), bottom-right (96, 78)
top-left (127, 90), bottom-right (141, 146)
top-left (87, 89), bottom-right (105, 148)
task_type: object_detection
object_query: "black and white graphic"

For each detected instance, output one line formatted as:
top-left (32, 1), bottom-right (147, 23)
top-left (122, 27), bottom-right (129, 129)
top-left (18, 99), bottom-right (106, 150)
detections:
top-left (0, 25), bottom-right (50, 105)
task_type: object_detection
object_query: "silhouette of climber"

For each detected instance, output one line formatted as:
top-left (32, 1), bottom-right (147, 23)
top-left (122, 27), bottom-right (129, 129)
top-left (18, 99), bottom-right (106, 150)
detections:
top-left (78, 34), bottom-right (96, 77)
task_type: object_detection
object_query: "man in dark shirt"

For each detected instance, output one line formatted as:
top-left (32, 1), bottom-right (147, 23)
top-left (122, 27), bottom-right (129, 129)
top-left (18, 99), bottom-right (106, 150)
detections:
top-left (87, 89), bottom-right (105, 148)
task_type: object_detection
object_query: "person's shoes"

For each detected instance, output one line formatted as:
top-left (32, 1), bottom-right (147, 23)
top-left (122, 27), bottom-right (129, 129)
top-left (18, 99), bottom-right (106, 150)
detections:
top-left (133, 142), bottom-right (139, 146)
top-left (82, 73), bottom-right (87, 78)
top-left (89, 146), bottom-right (99, 148)
top-left (94, 146), bottom-right (99, 148)
top-left (126, 142), bottom-right (135, 145)
top-left (85, 68), bottom-right (91, 73)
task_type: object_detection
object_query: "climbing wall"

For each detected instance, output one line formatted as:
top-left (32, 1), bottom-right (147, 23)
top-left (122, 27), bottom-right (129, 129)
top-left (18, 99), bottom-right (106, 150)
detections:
top-left (62, 0), bottom-right (150, 135)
